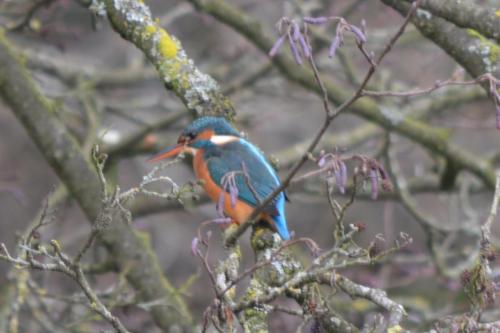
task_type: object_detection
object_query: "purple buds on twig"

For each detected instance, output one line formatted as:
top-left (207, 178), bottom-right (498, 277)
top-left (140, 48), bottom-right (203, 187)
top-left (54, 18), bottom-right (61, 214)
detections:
top-left (268, 15), bottom-right (367, 64)
top-left (328, 35), bottom-right (341, 59)
top-left (191, 237), bottom-right (199, 256)
top-left (317, 152), bottom-right (348, 194)
top-left (269, 35), bottom-right (286, 57)
top-left (229, 188), bottom-right (238, 208)
top-left (317, 152), bottom-right (393, 199)
top-left (329, 18), bottom-right (367, 58)
top-left (348, 24), bottom-right (367, 44)
top-left (303, 16), bottom-right (328, 25)
top-left (361, 158), bottom-right (392, 200)
top-left (221, 172), bottom-right (239, 208)
top-left (216, 193), bottom-right (225, 217)
top-left (335, 160), bottom-right (348, 194)
top-left (268, 17), bottom-right (313, 65)
top-left (298, 33), bottom-right (311, 58)
top-left (214, 171), bottom-right (241, 221)
top-left (288, 33), bottom-right (303, 65)
top-left (291, 22), bottom-right (301, 41)
top-left (211, 217), bottom-right (232, 225)
top-left (369, 168), bottom-right (379, 200)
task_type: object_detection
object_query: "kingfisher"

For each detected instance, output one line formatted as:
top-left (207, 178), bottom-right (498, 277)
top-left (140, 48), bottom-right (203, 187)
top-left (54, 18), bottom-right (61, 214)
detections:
top-left (149, 116), bottom-right (290, 240)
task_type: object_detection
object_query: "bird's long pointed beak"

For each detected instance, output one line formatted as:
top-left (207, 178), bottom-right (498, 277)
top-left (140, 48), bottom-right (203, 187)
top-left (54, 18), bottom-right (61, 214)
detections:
top-left (148, 144), bottom-right (184, 163)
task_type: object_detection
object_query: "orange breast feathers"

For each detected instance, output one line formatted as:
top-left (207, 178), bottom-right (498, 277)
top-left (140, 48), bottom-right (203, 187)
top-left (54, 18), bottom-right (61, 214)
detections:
top-left (193, 151), bottom-right (255, 224)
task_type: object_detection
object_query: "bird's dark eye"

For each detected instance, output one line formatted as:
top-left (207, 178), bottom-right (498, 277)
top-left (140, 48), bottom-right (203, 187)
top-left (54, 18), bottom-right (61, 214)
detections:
top-left (178, 132), bottom-right (195, 144)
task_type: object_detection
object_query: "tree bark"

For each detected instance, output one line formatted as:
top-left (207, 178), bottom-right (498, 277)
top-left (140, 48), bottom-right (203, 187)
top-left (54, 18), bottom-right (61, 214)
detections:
top-left (0, 30), bottom-right (193, 332)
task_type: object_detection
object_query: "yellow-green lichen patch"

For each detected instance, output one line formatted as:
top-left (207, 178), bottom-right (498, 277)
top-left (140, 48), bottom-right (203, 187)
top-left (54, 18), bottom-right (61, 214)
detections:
top-left (143, 24), bottom-right (157, 39)
top-left (16, 271), bottom-right (29, 298)
top-left (160, 59), bottom-right (190, 91)
top-left (351, 299), bottom-right (372, 312)
top-left (496, 9), bottom-right (500, 17)
top-left (467, 29), bottom-right (500, 71)
top-left (387, 325), bottom-right (403, 333)
top-left (157, 28), bottom-right (178, 58)
top-left (161, 59), bottom-right (181, 79)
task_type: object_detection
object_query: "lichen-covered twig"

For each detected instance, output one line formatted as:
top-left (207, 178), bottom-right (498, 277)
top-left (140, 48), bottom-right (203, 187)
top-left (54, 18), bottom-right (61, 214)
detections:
top-left (0, 182), bottom-right (132, 333)
top-left (277, 85), bottom-right (486, 170)
top-left (0, 30), bottom-right (192, 331)
top-left (224, 1), bottom-right (421, 246)
top-left (381, 0), bottom-right (500, 81)
top-left (224, 226), bottom-right (410, 331)
top-left (481, 170), bottom-right (500, 246)
top-left (362, 73), bottom-right (499, 98)
top-left (409, 0), bottom-right (500, 45)
top-left (0, 240), bottom-right (131, 333)
top-left (431, 171), bottom-right (500, 330)
top-left (99, 0), bottom-right (235, 118)
top-left (187, 0), bottom-right (497, 190)
top-left (319, 273), bottom-right (406, 330)
top-left (5, 0), bottom-right (55, 31)
top-left (0, 185), bottom-right (65, 333)
top-left (381, 0), bottom-right (500, 131)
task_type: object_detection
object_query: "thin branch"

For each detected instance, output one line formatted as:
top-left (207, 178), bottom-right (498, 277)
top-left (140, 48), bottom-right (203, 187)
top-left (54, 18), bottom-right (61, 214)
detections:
top-left (481, 170), bottom-right (500, 244)
top-left (319, 273), bottom-right (406, 330)
top-left (362, 74), bottom-right (499, 98)
top-left (224, 0), bottom-right (422, 246)
top-left (0, 31), bottom-right (193, 331)
top-left (101, 0), bottom-right (235, 118)
top-left (188, 0), bottom-right (497, 190)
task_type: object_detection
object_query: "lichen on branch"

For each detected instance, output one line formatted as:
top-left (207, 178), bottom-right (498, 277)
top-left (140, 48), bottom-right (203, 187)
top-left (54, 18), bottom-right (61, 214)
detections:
top-left (0, 29), bottom-right (192, 332)
top-left (101, 0), bottom-right (235, 119)
top-left (186, 0), bottom-right (497, 189)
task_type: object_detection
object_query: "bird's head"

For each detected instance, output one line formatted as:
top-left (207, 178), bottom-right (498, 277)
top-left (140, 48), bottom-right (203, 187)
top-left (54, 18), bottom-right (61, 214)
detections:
top-left (149, 116), bottom-right (241, 162)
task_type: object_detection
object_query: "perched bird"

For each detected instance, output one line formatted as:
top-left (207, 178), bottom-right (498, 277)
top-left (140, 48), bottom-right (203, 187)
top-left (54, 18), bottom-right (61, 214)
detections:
top-left (149, 116), bottom-right (290, 240)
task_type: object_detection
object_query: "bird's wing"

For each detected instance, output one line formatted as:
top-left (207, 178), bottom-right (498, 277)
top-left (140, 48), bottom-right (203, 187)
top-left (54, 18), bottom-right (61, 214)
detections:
top-left (205, 139), bottom-right (284, 216)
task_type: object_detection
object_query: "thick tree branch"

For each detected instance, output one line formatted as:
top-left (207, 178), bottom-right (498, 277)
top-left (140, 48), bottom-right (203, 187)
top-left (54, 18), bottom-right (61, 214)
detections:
top-left (382, 0), bottom-right (500, 79)
top-left (186, 0), bottom-right (497, 190)
top-left (413, 0), bottom-right (500, 45)
top-left (318, 273), bottom-right (406, 331)
top-left (101, 0), bottom-right (235, 118)
top-left (0, 30), bottom-right (192, 332)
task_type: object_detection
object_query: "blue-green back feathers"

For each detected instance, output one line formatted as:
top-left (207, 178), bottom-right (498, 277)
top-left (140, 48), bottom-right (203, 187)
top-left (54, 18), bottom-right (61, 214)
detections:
top-left (204, 139), bottom-right (290, 240)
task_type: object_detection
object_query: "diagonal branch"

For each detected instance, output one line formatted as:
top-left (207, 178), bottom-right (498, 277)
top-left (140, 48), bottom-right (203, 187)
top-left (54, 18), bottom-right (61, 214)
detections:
top-left (223, 0), bottom-right (437, 246)
top-left (0, 31), bottom-right (192, 332)
top-left (101, 0), bottom-right (235, 119)
top-left (318, 273), bottom-right (406, 330)
top-left (410, 0), bottom-right (500, 45)
top-left (186, 0), bottom-right (496, 191)
top-left (381, 0), bottom-right (500, 82)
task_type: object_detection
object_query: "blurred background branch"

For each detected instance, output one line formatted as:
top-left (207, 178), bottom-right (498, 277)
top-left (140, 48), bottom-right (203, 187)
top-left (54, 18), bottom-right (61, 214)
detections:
top-left (0, 0), bottom-right (499, 332)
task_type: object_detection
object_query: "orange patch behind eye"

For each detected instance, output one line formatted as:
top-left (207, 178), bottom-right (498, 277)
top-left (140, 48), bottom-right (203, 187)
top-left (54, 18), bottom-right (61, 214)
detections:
top-left (197, 129), bottom-right (214, 140)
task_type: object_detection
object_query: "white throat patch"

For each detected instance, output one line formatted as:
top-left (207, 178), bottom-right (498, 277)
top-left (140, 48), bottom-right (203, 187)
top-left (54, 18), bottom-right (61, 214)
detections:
top-left (210, 135), bottom-right (238, 145)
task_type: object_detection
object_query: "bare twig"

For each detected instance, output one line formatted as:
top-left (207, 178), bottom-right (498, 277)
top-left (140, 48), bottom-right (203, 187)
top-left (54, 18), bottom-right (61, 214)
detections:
top-left (7, 0), bottom-right (54, 31)
top-left (319, 273), bottom-right (406, 330)
top-left (362, 73), bottom-right (499, 98)
top-left (0, 241), bottom-right (130, 333)
top-left (225, 1), bottom-right (422, 246)
top-left (481, 170), bottom-right (500, 245)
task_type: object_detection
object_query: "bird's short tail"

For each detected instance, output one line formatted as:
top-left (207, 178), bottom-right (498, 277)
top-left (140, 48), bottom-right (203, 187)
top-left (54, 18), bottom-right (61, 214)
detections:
top-left (271, 214), bottom-right (290, 240)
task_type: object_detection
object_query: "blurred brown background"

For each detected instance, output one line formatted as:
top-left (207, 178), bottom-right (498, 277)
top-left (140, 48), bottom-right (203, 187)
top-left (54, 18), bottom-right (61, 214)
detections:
top-left (0, 0), bottom-right (499, 331)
